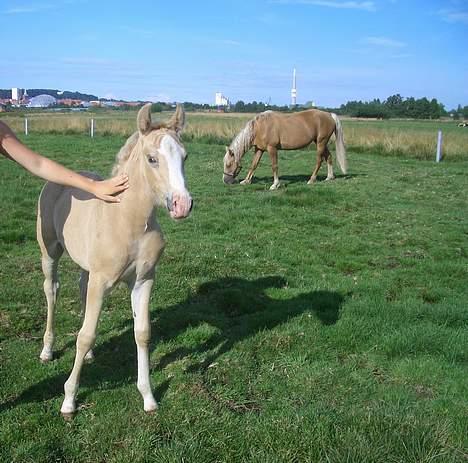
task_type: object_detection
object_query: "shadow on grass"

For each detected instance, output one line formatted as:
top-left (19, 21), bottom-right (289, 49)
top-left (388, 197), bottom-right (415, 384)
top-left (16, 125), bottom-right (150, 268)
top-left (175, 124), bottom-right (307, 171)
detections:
top-left (0, 276), bottom-right (346, 414)
top-left (252, 173), bottom-right (359, 185)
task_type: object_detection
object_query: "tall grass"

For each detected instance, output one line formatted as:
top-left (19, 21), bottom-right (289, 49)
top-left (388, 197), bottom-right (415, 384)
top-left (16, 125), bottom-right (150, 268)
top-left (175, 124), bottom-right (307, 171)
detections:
top-left (1, 111), bottom-right (467, 160)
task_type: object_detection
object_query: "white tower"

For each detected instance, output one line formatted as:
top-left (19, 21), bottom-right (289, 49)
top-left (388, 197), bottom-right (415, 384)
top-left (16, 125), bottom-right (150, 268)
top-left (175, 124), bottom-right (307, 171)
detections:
top-left (291, 68), bottom-right (297, 107)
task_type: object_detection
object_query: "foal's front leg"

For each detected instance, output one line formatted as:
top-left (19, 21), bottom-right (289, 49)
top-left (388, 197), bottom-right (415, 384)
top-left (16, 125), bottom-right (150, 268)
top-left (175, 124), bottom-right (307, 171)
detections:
top-left (61, 273), bottom-right (107, 418)
top-left (131, 278), bottom-right (157, 412)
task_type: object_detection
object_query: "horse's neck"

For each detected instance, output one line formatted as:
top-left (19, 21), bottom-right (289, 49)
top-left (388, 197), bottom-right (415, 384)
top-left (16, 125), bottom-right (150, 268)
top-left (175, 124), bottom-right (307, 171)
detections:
top-left (231, 120), bottom-right (254, 161)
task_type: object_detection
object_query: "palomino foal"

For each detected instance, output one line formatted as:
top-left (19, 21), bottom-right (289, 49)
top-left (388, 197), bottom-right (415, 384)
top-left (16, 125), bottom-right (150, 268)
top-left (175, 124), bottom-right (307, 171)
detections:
top-left (37, 104), bottom-right (192, 418)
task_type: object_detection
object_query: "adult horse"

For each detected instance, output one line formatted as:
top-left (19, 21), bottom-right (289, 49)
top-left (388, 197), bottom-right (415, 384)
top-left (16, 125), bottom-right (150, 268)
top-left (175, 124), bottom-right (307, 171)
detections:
top-left (37, 103), bottom-right (192, 418)
top-left (223, 109), bottom-right (347, 190)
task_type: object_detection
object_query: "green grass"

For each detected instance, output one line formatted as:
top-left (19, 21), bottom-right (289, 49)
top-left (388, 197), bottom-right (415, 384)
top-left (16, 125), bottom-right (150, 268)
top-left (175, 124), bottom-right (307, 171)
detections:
top-left (0, 132), bottom-right (467, 462)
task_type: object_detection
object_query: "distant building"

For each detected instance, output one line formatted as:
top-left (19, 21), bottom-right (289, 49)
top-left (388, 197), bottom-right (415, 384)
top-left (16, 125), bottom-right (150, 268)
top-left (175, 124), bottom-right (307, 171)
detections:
top-left (58, 98), bottom-right (83, 107)
top-left (11, 87), bottom-right (24, 102)
top-left (28, 94), bottom-right (57, 108)
top-left (215, 92), bottom-right (230, 107)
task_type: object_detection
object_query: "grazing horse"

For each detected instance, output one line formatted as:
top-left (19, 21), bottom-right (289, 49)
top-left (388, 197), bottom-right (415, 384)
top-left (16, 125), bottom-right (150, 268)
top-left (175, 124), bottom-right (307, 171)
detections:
top-left (37, 103), bottom-right (192, 418)
top-left (223, 109), bottom-right (347, 190)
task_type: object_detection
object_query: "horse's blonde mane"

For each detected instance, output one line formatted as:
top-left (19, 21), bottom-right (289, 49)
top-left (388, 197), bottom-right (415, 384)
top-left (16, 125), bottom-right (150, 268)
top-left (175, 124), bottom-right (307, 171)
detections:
top-left (111, 131), bottom-right (140, 175)
top-left (229, 111), bottom-right (273, 161)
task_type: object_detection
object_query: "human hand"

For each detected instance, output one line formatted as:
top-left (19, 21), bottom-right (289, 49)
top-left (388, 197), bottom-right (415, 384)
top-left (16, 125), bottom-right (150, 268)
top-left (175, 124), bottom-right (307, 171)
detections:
top-left (91, 173), bottom-right (130, 202)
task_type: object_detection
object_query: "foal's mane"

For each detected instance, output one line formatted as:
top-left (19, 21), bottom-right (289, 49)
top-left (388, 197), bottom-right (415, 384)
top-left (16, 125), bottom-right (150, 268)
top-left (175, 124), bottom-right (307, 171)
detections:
top-left (111, 123), bottom-right (169, 175)
top-left (229, 111), bottom-right (273, 161)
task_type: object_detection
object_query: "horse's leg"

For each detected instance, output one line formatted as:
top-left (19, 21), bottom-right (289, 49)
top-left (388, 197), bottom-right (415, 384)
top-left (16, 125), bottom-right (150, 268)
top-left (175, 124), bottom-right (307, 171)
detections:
top-left (39, 248), bottom-right (62, 362)
top-left (267, 146), bottom-right (280, 190)
top-left (240, 149), bottom-right (264, 185)
top-left (79, 270), bottom-right (94, 362)
top-left (131, 277), bottom-right (157, 412)
top-left (61, 273), bottom-right (107, 418)
top-left (308, 140), bottom-right (325, 184)
top-left (324, 146), bottom-right (335, 181)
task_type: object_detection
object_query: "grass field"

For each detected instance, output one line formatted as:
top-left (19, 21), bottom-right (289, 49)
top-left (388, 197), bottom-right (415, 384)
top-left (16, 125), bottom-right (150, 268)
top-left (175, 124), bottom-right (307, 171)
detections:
top-left (0, 125), bottom-right (467, 462)
top-left (2, 109), bottom-right (467, 160)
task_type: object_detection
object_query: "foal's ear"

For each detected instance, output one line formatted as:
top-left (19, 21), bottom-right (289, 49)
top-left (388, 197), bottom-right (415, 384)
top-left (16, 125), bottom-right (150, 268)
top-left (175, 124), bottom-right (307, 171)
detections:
top-left (137, 103), bottom-right (153, 134)
top-left (167, 104), bottom-right (185, 134)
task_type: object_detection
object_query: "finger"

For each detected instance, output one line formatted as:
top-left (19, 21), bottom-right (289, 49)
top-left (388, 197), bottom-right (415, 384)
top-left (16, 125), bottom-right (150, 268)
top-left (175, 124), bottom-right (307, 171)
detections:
top-left (113, 174), bottom-right (129, 185)
top-left (102, 195), bottom-right (121, 203)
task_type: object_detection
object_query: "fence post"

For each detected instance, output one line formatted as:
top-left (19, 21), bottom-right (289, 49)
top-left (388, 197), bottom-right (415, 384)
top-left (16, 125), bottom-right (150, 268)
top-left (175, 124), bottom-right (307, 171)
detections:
top-left (436, 130), bottom-right (442, 162)
top-left (24, 118), bottom-right (28, 136)
top-left (90, 118), bottom-right (94, 138)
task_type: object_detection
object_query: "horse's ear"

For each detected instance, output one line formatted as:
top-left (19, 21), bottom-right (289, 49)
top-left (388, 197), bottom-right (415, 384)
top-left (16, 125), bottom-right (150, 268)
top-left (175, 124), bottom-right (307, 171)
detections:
top-left (167, 104), bottom-right (185, 134)
top-left (137, 103), bottom-right (153, 134)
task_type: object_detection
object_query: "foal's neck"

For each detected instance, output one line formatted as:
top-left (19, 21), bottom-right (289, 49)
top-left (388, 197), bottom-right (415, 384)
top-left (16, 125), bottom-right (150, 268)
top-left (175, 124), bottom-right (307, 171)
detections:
top-left (117, 158), bottom-right (155, 231)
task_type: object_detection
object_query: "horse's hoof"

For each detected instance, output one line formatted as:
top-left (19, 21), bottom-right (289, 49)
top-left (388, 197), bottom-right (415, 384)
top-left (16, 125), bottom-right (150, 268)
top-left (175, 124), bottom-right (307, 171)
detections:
top-left (307, 179), bottom-right (316, 185)
top-left (61, 412), bottom-right (75, 421)
top-left (269, 184), bottom-right (280, 190)
top-left (325, 176), bottom-right (335, 181)
top-left (240, 180), bottom-right (250, 185)
top-left (84, 350), bottom-right (94, 363)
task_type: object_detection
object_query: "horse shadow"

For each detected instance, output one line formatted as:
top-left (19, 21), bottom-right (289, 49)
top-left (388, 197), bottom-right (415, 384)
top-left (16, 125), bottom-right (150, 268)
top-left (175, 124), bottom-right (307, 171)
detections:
top-left (253, 173), bottom-right (360, 185)
top-left (0, 276), bottom-right (346, 414)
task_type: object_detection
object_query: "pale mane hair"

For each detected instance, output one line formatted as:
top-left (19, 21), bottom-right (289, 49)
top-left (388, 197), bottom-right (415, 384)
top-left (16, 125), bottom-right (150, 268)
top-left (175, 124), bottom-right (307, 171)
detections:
top-left (111, 131), bottom-right (140, 175)
top-left (229, 111), bottom-right (273, 161)
top-left (111, 121), bottom-right (172, 175)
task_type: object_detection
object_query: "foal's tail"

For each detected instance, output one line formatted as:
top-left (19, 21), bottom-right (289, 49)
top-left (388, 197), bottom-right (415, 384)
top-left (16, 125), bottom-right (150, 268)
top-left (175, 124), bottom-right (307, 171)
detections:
top-left (331, 113), bottom-right (347, 175)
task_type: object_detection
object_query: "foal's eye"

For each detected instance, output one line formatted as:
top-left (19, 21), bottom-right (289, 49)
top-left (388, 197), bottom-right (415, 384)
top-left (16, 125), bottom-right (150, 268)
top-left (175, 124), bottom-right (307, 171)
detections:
top-left (148, 155), bottom-right (158, 166)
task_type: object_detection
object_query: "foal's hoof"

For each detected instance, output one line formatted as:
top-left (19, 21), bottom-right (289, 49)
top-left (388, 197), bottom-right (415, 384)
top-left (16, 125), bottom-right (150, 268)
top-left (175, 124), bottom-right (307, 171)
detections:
top-left (39, 351), bottom-right (53, 363)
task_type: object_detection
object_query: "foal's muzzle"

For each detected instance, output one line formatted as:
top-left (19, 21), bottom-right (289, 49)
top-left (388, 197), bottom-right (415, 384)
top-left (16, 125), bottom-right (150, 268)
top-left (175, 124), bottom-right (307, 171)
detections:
top-left (166, 192), bottom-right (193, 220)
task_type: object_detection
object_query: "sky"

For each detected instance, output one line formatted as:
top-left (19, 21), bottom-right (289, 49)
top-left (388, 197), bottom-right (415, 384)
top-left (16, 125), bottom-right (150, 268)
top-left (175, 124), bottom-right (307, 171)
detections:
top-left (1, 0), bottom-right (467, 109)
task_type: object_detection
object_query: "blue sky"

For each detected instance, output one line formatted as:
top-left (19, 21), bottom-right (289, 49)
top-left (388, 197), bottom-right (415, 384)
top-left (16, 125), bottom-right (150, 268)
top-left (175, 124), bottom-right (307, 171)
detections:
top-left (1, 0), bottom-right (467, 108)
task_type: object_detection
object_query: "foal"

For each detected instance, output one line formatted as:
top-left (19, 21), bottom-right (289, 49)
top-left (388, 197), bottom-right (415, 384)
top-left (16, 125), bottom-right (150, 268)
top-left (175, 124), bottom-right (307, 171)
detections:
top-left (37, 104), bottom-right (192, 417)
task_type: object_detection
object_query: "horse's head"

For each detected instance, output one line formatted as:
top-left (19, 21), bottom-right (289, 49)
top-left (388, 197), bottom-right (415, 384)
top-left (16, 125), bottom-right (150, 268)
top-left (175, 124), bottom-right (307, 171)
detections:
top-left (223, 147), bottom-right (242, 184)
top-left (136, 103), bottom-right (192, 219)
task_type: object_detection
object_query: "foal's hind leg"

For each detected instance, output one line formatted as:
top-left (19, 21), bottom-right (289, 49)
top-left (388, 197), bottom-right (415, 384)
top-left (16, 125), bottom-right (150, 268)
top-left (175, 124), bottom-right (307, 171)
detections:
top-left (79, 270), bottom-right (94, 362)
top-left (61, 273), bottom-right (108, 417)
top-left (39, 246), bottom-right (63, 362)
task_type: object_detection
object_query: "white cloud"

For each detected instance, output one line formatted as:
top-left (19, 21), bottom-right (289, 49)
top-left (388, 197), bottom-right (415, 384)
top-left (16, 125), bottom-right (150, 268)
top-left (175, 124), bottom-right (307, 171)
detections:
top-left (4, 3), bottom-right (53, 14)
top-left (438, 8), bottom-right (468, 25)
top-left (362, 36), bottom-right (406, 48)
top-left (271, 0), bottom-right (376, 12)
top-left (143, 93), bottom-right (172, 103)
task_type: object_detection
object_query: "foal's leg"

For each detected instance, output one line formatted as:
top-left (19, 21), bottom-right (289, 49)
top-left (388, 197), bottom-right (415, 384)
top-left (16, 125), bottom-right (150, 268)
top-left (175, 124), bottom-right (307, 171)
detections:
top-left (61, 273), bottom-right (107, 418)
top-left (240, 149), bottom-right (264, 185)
top-left (79, 270), bottom-right (94, 362)
top-left (308, 139), bottom-right (326, 184)
top-left (267, 146), bottom-right (280, 190)
top-left (323, 146), bottom-right (335, 181)
top-left (39, 251), bottom-right (62, 362)
top-left (131, 277), bottom-right (157, 412)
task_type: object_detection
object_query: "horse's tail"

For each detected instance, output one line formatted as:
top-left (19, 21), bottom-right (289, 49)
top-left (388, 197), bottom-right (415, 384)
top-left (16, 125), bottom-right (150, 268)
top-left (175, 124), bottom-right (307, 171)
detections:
top-left (331, 113), bottom-right (347, 175)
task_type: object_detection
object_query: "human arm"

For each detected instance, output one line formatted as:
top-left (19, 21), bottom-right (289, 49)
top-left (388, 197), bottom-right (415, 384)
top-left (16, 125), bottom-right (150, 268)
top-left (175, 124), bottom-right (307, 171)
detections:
top-left (0, 121), bottom-right (129, 202)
